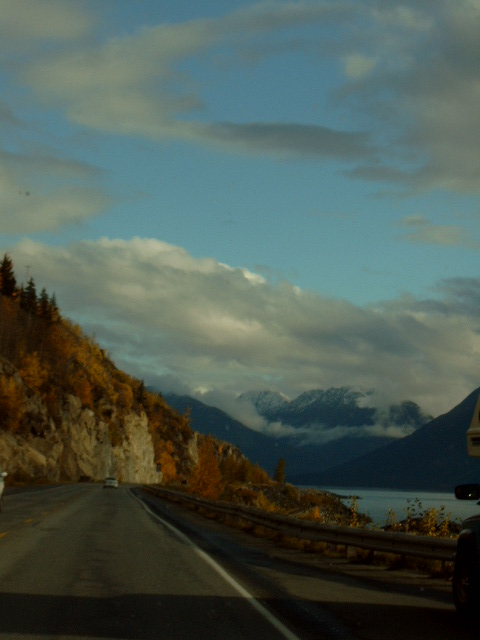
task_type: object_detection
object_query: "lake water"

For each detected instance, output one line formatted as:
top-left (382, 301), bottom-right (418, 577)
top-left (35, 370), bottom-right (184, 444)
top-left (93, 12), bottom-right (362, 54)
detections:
top-left (311, 486), bottom-right (480, 527)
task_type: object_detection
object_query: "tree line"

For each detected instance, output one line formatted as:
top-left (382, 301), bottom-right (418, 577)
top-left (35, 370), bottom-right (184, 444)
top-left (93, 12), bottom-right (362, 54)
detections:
top-left (1, 254), bottom-right (59, 323)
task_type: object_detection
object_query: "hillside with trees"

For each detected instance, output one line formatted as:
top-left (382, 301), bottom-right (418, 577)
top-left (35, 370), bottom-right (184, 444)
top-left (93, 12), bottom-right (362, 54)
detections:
top-left (0, 254), bottom-right (266, 497)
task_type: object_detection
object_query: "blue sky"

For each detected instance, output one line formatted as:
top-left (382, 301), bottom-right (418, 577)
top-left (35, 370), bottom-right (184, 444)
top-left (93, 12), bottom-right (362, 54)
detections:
top-left (1, 1), bottom-right (479, 422)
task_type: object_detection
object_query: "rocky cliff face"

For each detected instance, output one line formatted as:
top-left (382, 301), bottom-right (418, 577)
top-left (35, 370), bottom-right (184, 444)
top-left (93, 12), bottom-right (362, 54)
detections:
top-left (58, 395), bottom-right (161, 484)
top-left (0, 353), bottom-right (250, 488)
top-left (0, 358), bottom-right (164, 484)
top-left (0, 397), bottom-right (161, 484)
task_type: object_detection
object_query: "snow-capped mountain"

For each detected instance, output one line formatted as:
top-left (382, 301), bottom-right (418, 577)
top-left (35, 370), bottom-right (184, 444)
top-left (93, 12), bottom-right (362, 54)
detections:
top-left (237, 390), bottom-right (290, 417)
top-left (163, 386), bottom-right (433, 482)
top-left (242, 387), bottom-right (370, 427)
top-left (239, 387), bottom-right (430, 432)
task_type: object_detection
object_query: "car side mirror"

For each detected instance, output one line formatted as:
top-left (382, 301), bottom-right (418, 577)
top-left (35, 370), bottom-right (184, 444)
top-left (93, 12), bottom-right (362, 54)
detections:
top-left (455, 483), bottom-right (480, 500)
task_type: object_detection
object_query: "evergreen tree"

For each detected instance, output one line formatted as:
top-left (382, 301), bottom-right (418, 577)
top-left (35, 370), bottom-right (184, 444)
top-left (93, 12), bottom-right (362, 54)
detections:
top-left (274, 458), bottom-right (286, 486)
top-left (17, 284), bottom-right (25, 305)
top-left (135, 380), bottom-right (148, 405)
top-left (49, 292), bottom-right (59, 322)
top-left (0, 254), bottom-right (17, 297)
top-left (38, 288), bottom-right (50, 319)
top-left (20, 277), bottom-right (37, 314)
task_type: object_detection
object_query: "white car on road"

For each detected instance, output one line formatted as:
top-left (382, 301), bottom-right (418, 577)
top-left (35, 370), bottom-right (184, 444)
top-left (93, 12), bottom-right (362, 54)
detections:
top-left (0, 466), bottom-right (7, 510)
top-left (103, 477), bottom-right (118, 489)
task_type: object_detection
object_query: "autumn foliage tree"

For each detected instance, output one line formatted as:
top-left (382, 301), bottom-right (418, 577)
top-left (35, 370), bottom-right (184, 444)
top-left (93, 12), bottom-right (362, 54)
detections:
top-left (189, 435), bottom-right (225, 500)
top-left (157, 440), bottom-right (178, 484)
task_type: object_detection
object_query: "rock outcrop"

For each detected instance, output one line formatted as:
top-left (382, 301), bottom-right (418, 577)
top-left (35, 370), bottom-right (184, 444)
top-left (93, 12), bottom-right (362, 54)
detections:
top-left (0, 364), bottom-right (162, 484)
top-left (0, 356), bottom-right (246, 488)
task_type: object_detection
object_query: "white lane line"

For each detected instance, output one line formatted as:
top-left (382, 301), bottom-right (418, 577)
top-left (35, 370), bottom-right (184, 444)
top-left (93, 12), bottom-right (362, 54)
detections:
top-left (132, 492), bottom-right (301, 640)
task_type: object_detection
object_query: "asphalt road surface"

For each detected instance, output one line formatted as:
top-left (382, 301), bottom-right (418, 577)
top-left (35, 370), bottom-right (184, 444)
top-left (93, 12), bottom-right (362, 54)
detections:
top-left (0, 485), bottom-right (300, 640)
top-left (0, 485), bottom-right (477, 640)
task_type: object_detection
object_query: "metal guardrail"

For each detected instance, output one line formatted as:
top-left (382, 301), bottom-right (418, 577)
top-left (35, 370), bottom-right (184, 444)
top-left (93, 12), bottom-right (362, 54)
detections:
top-left (143, 485), bottom-right (457, 562)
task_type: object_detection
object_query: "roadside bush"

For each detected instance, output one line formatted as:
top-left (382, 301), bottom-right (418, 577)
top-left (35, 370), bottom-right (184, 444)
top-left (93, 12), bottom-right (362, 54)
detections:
top-left (385, 498), bottom-right (456, 537)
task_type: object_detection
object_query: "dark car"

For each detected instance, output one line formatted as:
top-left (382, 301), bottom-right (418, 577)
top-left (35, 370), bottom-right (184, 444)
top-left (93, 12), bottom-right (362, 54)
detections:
top-left (452, 483), bottom-right (480, 614)
top-left (452, 393), bottom-right (480, 614)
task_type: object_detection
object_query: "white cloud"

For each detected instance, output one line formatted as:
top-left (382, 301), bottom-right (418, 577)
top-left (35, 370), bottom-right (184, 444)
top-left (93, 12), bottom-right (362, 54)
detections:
top-left (0, 148), bottom-right (111, 233)
top-left (343, 54), bottom-right (377, 79)
top-left (291, 422), bottom-right (417, 446)
top-left (0, 0), bottom-right (93, 50)
top-left (6, 236), bottom-right (480, 417)
top-left (0, 1), bottom-right (477, 192)
top-left (346, 1), bottom-right (480, 193)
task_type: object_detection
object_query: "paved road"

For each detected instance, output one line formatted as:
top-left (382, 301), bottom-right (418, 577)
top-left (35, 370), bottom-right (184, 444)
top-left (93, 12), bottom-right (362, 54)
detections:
top-left (0, 485), bottom-right (300, 640)
top-left (0, 485), bottom-right (477, 640)
top-left (138, 489), bottom-right (479, 640)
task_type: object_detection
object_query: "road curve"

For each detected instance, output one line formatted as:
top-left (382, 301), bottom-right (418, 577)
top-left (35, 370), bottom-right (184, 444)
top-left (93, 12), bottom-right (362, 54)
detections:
top-left (0, 485), bottom-right (300, 640)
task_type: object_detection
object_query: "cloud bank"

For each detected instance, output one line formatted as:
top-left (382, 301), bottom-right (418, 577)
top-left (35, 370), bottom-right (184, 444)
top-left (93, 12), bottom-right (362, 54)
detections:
top-left (9, 237), bottom-right (480, 417)
top-left (1, 0), bottom-right (477, 215)
top-left (0, 148), bottom-right (109, 234)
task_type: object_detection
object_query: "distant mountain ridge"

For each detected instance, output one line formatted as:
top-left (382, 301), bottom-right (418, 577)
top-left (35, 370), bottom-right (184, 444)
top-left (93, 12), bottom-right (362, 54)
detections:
top-left (164, 387), bottom-right (433, 482)
top-left (239, 387), bottom-right (430, 430)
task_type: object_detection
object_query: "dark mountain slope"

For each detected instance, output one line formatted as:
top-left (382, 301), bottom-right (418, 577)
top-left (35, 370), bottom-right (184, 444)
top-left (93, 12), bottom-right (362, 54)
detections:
top-left (296, 387), bottom-right (480, 491)
top-left (163, 394), bottom-right (281, 471)
top-left (164, 393), bottom-right (398, 477)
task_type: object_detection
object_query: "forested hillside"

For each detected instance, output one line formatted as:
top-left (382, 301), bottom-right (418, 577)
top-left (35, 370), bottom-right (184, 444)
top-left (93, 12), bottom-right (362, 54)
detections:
top-left (0, 254), bottom-right (191, 464)
top-left (0, 254), bottom-right (264, 493)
